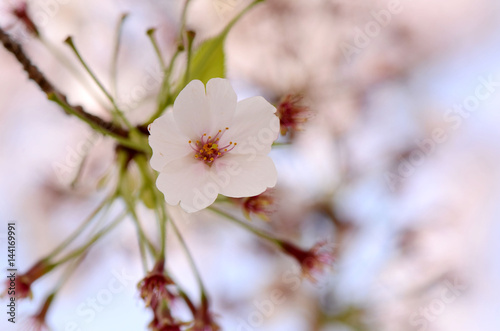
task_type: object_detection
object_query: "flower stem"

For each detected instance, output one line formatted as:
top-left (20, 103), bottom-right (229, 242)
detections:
top-left (46, 193), bottom-right (115, 261)
top-left (134, 154), bottom-right (167, 260)
top-left (53, 210), bottom-right (127, 266)
top-left (33, 255), bottom-right (86, 324)
top-left (64, 36), bottom-right (134, 130)
top-left (147, 45), bottom-right (183, 124)
top-left (38, 35), bottom-right (109, 109)
top-left (224, 0), bottom-right (265, 35)
top-left (120, 193), bottom-right (157, 270)
top-left (110, 13), bottom-right (129, 98)
top-left (209, 206), bottom-right (281, 246)
top-left (124, 199), bottom-right (152, 272)
top-left (272, 142), bottom-right (291, 147)
top-left (157, 201), bottom-right (167, 260)
top-left (48, 93), bottom-right (147, 152)
top-left (117, 153), bottom-right (158, 263)
top-left (146, 28), bottom-right (166, 70)
top-left (167, 213), bottom-right (207, 299)
top-left (53, 254), bottom-right (86, 294)
top-left (179, 0), bottom-right (193, 41)
top-left (0, 27), bottom-right (127, 138)
top-left (182, 30), bottom-right (195, 87)
top-left (144, 0), bottom-right (197, 124)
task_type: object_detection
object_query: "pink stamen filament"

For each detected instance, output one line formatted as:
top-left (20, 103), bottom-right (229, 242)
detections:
top-left (188, 128), bottom-right (235, 165)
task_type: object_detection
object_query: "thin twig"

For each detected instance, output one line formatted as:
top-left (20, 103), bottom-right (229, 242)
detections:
top-left (0, 27), bottom-right (129, 138)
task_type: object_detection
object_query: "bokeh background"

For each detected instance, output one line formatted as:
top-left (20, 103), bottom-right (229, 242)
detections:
top-left (1, 0), bottom-right (500, 330)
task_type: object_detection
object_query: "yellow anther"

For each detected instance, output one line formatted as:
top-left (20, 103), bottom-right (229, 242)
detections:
top-left (234, 143), bottom-right (237, 146)
top-left (189, 140), bottom-right (192, 143)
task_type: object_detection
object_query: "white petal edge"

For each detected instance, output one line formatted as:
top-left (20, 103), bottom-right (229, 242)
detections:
top-left (206, 78), bottom-right (237, 133)
top-left (148, 111), bottom-right (192, 171)
top-left (227, 96), bottom-right (279, 156)
top-left (213, 153), bottom-right (277, 198)
top-left (173, 80), bottom-right (210, 139)
top-left (156, 156), bottom-right (219, 213)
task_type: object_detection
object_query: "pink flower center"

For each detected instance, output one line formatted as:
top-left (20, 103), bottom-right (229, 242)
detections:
top-left (189, 127), bottom-right (236, 165)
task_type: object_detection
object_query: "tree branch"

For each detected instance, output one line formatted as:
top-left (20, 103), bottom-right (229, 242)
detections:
top-left (0, 27), bottom-right (128, 138)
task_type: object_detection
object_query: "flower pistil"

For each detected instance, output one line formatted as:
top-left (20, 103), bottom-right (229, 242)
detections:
top-left (189, 128), bottom-right (237, 165)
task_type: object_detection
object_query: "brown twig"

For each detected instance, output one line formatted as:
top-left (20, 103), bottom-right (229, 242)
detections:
top-left (0, 27), bottom-right (128, 138)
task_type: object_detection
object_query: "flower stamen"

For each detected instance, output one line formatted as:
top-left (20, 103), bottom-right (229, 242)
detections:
top-left (188, 128), bottom-right (236, 165)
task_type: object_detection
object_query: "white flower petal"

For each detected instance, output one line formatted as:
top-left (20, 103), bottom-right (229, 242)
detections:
top-left (148, 111), bottom-right (192, 171)
top-left (206, 78), bottom-right (237, 132)
top-left (227, 96), bottom-right (280, 155)
top-left (149, 79), bottom-right (279, 213)
top-left (173, 80), bottom-right (210, 138)
top-left (214, 153), bottom-right (277, 198)
top-left (156, 156), bottom-right (219, 213)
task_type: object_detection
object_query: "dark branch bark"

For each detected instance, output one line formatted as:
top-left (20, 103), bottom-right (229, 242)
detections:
top-left (0, 27), bottom-right (128, 138)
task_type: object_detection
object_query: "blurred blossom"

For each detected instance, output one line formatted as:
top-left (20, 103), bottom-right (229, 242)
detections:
top-left (9, 1), bottom-right (39, 37)
top-left (5, 260), bottom-right (54, 300)
top-left (232, 189), bottom-right (275, 221)
top-left (279, 240), bottom-right (335, 283)
top-left (18, 292), bottom-right (54, 331)
top-left (1, 0), bottom-right (500, 330)
top-left (276, 94), bottom-right (312, 136)
top-left (138, 260), bottom-right (177, 308)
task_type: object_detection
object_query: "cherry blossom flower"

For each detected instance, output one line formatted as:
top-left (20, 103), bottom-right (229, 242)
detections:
top-left (276, 94), bottom-right (311, 135)
top-left (279, 240), bottom-right (334, 282)
top-left (148, 78), bottom-right (279, 213)
top-left (138, 260), bottom-right (189, 330)
top-left (138, 260), bottom-right (177, 308)
top-left (19, 292), bottom-right (54, 331)
top-left (190, 306), bottom-right (220, 330)
top-left (9, 1), bottom-right (39, 37)
top-left (233, 189), bottom-right (275, 221)
top-left (3, 260), bottom-right (54, 300)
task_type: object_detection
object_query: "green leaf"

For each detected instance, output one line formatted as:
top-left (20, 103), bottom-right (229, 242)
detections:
top-left (189, 32), bottom-right (227, 85)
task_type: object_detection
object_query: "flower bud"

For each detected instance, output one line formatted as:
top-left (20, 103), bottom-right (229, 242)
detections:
top-left (279, 240), bottom-right (334, 282)
top-left (11, 2), bottom-right (39, 37)
top-left (276, 94), bottom-right (311, 135)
